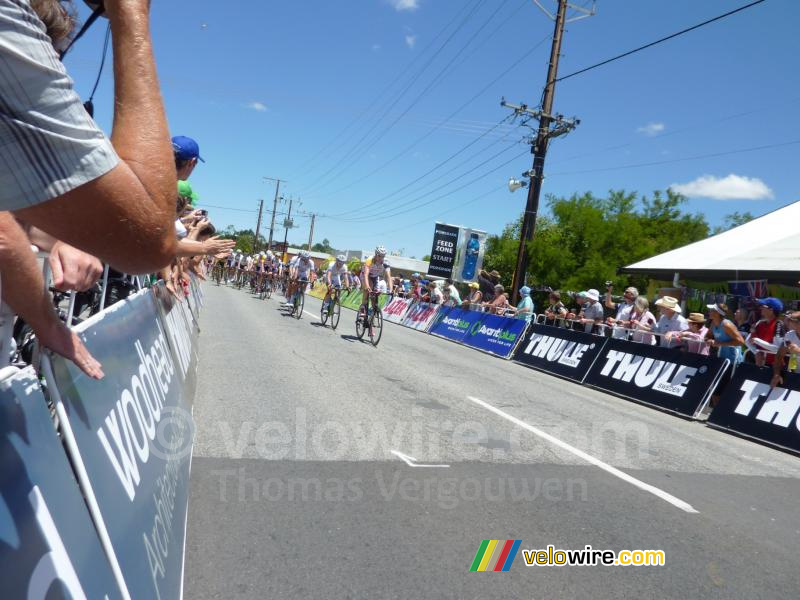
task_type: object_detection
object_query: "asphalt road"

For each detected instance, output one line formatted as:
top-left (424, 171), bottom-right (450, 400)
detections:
top-left (184, 282), bottom-right (800, 599)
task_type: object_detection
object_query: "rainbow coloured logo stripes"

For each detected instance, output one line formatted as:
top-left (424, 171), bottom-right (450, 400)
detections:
top-left (470, 540), bottom-right (521, 572)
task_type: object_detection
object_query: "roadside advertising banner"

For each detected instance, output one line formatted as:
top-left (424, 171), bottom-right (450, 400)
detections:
top-left (583, 337), bottom-right (729, 417)
top-left (459, 313), bottom-right (528, 359)
top-left (428, 307), bottom-right (483, 342)
top-left (383, 297), bottom-right (413, 323)
top-left (512, 324), bottom-right (608, 382)
top-left (401, 301), bottom-right (441, 331)
top-left (426, 223), bottom-right (460, 279)
top-left (0, 367), bottom-right (124, 599)
top-left (48, 289), bottom-right (195, 600)
top-left (708, 363), bottom-right (800, 453)
top-left (452, 227), bottom-right (487, 284)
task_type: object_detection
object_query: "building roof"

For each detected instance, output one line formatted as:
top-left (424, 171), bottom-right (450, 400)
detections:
top-left (286, 247), bottom-right (333, 262)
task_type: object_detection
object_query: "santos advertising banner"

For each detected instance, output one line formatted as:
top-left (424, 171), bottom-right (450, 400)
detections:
top-left (0, 367), bottom-right (124, 599)
top-left (583, 338), bottom-right (729, 417)
top-left (512, 324), bottom-right (609, 382)
top-left (48, 287), bottom-right (196, 600)
top-left (708, 363), bottom-right (800, 453)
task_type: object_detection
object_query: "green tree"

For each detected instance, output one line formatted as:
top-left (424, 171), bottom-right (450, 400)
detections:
top-left (311, 238), bottom-right (336, 254)
top-left (483, 189), bottom-right (710, 293)
top-left (713, 211), bottom-right (755, 234)
top-left (421, 254), bottom-right (431, 262)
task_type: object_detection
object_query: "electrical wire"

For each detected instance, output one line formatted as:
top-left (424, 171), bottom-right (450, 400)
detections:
top-left (313, 33), bottom-right (551, 210)
top-left (555, 0), bottom-right (767, 83)
top-left (298, 0), bottom-right (487, 195)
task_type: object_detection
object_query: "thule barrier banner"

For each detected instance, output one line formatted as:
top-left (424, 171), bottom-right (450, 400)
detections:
top-left (512, 324), bottom-right (608, 382)
top-left (583, 338), bottom-right (729, 417)
top-left (708, 363), bottom-right (800, 454)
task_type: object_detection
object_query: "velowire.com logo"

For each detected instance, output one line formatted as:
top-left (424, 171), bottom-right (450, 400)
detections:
top-left (469, 540), bottom-right (521, 572)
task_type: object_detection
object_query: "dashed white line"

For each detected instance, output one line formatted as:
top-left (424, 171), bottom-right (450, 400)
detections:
top-left (467, 395), bottom-right (699, 514)
top-left (391, 450), bottom-right (450, 468)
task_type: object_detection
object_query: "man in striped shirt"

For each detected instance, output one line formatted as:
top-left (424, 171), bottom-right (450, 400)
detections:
top-left (0, 0), bottom-right (178, 377)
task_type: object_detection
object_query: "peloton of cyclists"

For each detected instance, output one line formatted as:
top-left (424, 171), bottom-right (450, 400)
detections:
top-left (284, 250), bottom-right (315, 308)
top-left (322, 254), bottom-right (350, 312)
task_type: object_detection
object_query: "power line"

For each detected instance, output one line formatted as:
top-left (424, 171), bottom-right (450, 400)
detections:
top-left (313, 34), bottom-right (551, 210)
top-left (556, 0), bottom-right (767, 83)
top-left (547, 138), bottom-right (800, 177)
top-left (287, 0), bottom-right (482, 180)
top-left (298, 0), bottom-right (487, 195)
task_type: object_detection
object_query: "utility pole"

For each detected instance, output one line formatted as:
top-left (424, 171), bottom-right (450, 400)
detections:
top-left (253, 198), bottom-right (264, 253)
top-left (263, 177), bottom-right (285, 251)
top-left (506, 0), bottom-right (592, 303)
top-left (282, 196), bottom-right (295, 257)
top-left (307, 213), bottom-right (316, 251)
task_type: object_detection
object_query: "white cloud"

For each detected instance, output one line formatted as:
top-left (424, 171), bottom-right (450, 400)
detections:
top-left (392, 0), bottom-right (420, 11)
top-left (405, 34), bottom-right (417, 48)
top-left (636, 122), bottom-right (665, 136)
top-left (246, 101), bottom-right (268, 112)
top-left (669, 174), bottom-right (774, 201)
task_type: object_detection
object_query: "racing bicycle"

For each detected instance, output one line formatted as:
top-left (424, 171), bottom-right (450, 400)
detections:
top-left (289, 279), bottom-right (309, 320)
top-left (320, 285), bottom-right (346, 330)
top-left (356, 290), bottom-right (384, 346)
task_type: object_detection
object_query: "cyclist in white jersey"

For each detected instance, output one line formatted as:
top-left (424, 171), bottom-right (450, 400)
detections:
top-left (323, 255), bottom-right (350, 310)
top-left (285, 251), bottom-right (315, 307)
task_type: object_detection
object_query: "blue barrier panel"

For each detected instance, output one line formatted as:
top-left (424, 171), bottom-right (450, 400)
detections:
top-left (47, 288), bottom-right (195, 600)
top-left (459, 313), bottom-right (528, 359)
top-left (428, 306), bottom-right (483, 342)
top-left (708, 363), bottom-right (800, 454)
top-left (0, 367), bottom-right (124, 598)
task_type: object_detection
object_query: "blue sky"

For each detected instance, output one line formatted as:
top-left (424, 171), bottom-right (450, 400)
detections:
top-left (65, 0), bottom-right (799, 258)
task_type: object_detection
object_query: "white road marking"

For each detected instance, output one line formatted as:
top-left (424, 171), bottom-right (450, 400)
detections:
top-left (304, 310), bottom-right (320, 320)
top-left (466, 395), bottom-right (699, 514)
top-left (391, 450), bottom-right (450, 468)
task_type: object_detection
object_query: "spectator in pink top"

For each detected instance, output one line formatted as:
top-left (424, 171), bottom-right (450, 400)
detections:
top-left (681, 313), bottom-right (710, 355)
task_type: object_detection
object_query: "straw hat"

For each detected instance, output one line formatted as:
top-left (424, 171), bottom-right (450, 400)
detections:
top-left (687, 312), bottom-right (706, 324)
top-left (655, 296), bottom-right (682, 312)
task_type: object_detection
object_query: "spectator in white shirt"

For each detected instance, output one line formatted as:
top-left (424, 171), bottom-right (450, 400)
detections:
top-left (629, 296), bottom-right (657, 345)
top-left (578, 289), bottom-right (604, 334)
top-left (605, 285), bottom-right (638, 339)
top-left (653, 296), bottom-right (689, 348)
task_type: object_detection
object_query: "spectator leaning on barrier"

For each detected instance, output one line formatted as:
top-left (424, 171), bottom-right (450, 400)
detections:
top-left (680, 313), bottom-right (710, 355)
top-left (653, 296), bottom-right (688, 348)
top-left (485, 284), bottom-right (509, 315)
top-left (747, 297), bottom-right (785, 367)
top-left (705, 302), bottom-right (745, 366)
top-left (445, 278), bottom-right (461, 306)
top-left (734, 307), bottom-right (751, 336)
top-left (627, 296), bottom-right (657, 345)
top-left (544, 291), bottom-right (568, 325)
top-left (463, 282), bottom-right (482, 309)
top-left (512, 286), bottom-right (534, 322)
top-left (426, 280), bottom-right (444, 304)
top-left (577, 289), bottom-right (604, 334)
top-left (0, 0), bottom-right (185, 377)
top-left (771, 311), bottom-right (800, 389)
top-left (478, 269), bottom-right (499, 303)
top-left (605, 285), bottom-right (638, 339)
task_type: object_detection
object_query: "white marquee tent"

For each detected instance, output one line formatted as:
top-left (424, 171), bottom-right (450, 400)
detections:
top-left (620, 201), bottom-right (800, 283)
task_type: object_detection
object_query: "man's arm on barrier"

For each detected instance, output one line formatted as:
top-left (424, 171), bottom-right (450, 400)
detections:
top-left (13, 1), bottom-right (176, 274)
top-left (0, 214), bottom-right (103, 379)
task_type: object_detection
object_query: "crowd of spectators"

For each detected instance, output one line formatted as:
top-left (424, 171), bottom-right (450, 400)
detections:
top-left (0, 1), bottom-right (233, 378)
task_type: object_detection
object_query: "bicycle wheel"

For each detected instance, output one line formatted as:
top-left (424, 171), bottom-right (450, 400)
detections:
top-left (320, 297), bottom-right (329, 325)
top-left (369, 308), bottom-right (383, 346)
top-left (265, 281), bottom-right (272, 299)
top-left (331, 296), bottom-right (341, 330)
top-left (295, 293), bottom-right (304, 320)
top-left (356, 305), bottom-right (367, 339)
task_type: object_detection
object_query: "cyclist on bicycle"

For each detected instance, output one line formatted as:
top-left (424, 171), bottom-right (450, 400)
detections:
top-left (323, 255), bottom-right (350, 312)
top-left (362, 246), bottom-right (392, 310)
top-left (284, 250), bottom-right (315, 308)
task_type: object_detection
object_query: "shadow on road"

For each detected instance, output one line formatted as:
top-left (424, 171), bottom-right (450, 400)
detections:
top-left (339, 335), bottom-right (361, 343)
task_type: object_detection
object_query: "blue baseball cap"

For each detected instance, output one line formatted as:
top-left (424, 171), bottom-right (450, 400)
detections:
top-left (519, 286), bottom-right (531, 296)
top-left (759, 297), bottom-right (783, 313)
top-left (172, 135), bottom-right (205, 163)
